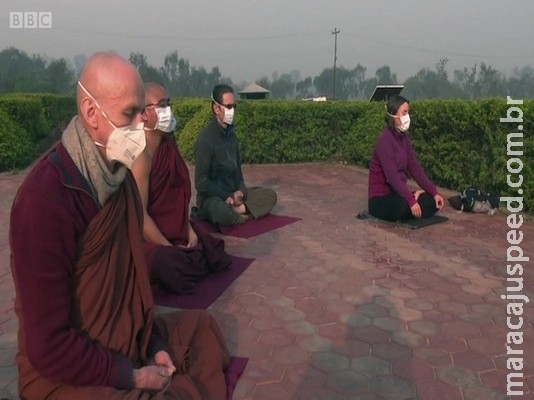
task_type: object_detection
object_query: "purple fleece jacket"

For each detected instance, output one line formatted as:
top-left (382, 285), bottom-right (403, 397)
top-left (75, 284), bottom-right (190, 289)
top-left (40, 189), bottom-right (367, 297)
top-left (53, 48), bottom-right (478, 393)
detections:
top-left (368, 126), bottom-right (438, 207)
top-left (10, 143), bottom-right (166, 390)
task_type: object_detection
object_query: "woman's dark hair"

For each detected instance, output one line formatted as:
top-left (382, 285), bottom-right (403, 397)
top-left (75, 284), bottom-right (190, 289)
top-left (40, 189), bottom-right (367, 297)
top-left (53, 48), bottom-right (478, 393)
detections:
top-left (386, 95), bottom-right (409, 129)
top-left (212, 84), bottom-right (234, 105)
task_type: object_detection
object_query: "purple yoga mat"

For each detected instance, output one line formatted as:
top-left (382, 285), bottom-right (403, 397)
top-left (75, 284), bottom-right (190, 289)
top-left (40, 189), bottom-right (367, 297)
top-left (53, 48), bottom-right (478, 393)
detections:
top-left (153, 255), bottom-right (255, 309)
top-left (226, 356), bottom-right (249, 400)
top-left (194, 213), bottom-right (302, 239)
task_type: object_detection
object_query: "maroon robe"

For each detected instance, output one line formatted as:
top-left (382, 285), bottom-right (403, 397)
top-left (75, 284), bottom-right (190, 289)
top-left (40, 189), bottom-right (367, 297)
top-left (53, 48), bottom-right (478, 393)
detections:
top-left (144, 135), bottom-right (231, 294)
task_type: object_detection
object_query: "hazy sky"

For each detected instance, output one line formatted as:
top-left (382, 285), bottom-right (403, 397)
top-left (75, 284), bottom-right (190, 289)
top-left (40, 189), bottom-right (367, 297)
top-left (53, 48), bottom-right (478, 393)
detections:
top-left (1, 0), bottom-right (532, 86)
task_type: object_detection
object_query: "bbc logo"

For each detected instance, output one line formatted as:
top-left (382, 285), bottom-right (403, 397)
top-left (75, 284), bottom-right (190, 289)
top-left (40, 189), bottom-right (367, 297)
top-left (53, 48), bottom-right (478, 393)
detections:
top-left (9, 12), bottom-right (52, 29)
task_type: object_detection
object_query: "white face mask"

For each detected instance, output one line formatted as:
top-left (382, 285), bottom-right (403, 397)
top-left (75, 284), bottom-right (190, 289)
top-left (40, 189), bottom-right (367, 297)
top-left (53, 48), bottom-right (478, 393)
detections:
top-left (153, 106), bottom-right (177, 133)
top-left (388, 112), bottom-right (411, 133)
top-left (78, 81), bottom-right (146, 168)
top-left (222, 107), bottom-right (235, 125)
top-left (398, 114), bottom-right (411, 132)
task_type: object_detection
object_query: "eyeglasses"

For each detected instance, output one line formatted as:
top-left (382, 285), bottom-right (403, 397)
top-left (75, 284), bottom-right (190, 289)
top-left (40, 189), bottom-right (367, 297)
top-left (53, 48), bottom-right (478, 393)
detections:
top-left (145, 98), bottom-right (172, 108)
top-left (220, 103), bottom-right (237, 110)
top-left (214, 101), bottom-right (237, 110)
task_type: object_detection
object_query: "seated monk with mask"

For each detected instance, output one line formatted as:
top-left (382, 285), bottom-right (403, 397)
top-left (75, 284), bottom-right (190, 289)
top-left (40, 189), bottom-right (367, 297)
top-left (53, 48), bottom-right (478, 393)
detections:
top-left (10, 52), bottom-right (230, 399)
top-left (132, 82), bottom-right (232, 295)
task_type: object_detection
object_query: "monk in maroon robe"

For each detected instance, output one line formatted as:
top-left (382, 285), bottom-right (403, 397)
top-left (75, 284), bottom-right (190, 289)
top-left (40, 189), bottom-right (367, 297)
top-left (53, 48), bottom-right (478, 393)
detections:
top-left (10, 52), bottom-right (230, 399)
top-left (133, 83), bottom-right (232, 295)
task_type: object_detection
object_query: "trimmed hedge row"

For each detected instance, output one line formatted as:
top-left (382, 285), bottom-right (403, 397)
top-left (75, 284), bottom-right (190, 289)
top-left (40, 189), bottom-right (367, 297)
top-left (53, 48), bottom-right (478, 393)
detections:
top-left (1, 95), bottom-right (532, 211)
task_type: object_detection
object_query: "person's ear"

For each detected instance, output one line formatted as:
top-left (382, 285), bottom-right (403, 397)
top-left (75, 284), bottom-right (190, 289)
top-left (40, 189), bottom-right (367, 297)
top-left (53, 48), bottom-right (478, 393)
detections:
top-left (80, 98), bottom-right (98, 129)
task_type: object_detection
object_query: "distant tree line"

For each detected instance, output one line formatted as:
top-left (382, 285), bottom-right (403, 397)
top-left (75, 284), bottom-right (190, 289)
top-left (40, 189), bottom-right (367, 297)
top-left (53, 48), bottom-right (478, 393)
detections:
top-left (0, 46), bottom-right (532, 99)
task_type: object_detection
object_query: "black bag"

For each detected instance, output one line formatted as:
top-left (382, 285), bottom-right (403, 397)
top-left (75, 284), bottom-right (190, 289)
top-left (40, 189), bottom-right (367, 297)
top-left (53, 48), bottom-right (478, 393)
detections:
top-left (448, 187), bottom-right (499, 214)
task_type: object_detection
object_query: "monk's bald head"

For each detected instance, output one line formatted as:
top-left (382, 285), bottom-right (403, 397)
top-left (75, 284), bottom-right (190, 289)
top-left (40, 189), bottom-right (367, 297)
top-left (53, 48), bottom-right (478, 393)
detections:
top-left (144, 82), bottom-right (167, 104)
top-left (77, 52), bottom-right (144, 110)
top-left (77, 52), bottom-right (145, 143)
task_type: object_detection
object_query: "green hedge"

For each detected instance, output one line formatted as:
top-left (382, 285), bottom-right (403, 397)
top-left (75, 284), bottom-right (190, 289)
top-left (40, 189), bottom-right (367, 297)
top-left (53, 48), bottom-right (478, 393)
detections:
top-left (1, 95), bottom-right (532, 212)
top-left (177, 98), bottom-right (532, 212)
top-left (0, 108), bottom-right (35, 171)
top-left (0, 93), bottom-right (76, 142)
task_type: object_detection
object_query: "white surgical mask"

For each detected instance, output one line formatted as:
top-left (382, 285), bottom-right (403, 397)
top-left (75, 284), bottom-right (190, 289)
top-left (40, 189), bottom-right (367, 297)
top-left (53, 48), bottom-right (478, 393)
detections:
top-left (398, 114), bottom-right (411, 132)
top-left (222, 107), bottom-right (235, 125)
top-left (212, 97), bottom-right (236, 126)
top-left (78, 81), bottom-right (146, 168)
top-left (153, 106), bottom-right (177, 133)
top-left (388, 112), bottom-right (411, 133)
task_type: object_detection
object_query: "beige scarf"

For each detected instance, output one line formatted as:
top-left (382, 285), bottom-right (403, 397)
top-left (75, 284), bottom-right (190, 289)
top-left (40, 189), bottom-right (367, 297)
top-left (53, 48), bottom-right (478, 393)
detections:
top-left (62, 116), bottom-right (127, 207)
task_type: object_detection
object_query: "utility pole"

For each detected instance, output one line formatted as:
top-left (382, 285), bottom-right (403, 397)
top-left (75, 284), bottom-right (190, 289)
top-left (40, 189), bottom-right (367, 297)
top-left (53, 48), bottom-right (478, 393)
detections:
top-left (332, 27), bottom-right (340, 100)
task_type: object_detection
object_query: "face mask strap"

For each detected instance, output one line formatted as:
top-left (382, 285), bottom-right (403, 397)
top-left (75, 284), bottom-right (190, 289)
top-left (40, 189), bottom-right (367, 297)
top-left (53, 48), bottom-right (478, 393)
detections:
top-left (78, 80), bottom-right (119, 129)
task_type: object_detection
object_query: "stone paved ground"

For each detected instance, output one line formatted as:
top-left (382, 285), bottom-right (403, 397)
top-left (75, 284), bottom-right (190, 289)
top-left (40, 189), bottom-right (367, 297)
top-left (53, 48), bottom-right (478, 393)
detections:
top-left (0, 163), bottom-right (533, 400)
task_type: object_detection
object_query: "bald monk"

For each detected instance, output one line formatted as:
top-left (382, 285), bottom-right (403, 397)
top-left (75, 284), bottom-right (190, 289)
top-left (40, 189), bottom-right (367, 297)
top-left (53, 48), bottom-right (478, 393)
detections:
top-left (10, 52), bottom-right (230, 399)
top-left (132, 82), bottom-right (232, 295)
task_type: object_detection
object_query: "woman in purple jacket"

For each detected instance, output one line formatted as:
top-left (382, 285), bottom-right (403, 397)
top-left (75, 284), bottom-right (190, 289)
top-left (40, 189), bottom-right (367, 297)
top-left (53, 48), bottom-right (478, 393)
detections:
top-left (368, 95), bottom-right (444, 221)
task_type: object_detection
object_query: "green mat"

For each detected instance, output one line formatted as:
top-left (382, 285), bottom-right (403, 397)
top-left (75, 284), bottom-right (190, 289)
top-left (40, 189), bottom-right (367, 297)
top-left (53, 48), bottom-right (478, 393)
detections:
top-left (356, 211), bottom-right (449, 230)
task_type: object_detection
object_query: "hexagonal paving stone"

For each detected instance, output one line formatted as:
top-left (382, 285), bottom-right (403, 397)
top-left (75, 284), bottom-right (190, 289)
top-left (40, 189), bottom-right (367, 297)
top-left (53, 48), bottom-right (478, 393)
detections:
top-left (284, 286), bottom-right (313, 299)
top-left (370, 375), bottom-right (416, 400)
top-left (479, 369), bottom-right (510, 395)
top-left (298, 335), bottom-right (333, 352)
top-left (405, 298), bottom-right (434, 311)
top-left (344, 314), bottom-right (372, 328)
top-left (294, 298), bottom-right (325, 315)
top-left (353, 325), bottom-right (390, 345)
top-left (438, 301), bottom-right (469, 315)
top-left (272, 345), bottom-right (310, 366)
top-left (467, 336), bottom-right (508, 355)
top-left (372, 342), bottom-right (411, 362)
top-left (418, 289), bottom-right (450, 303)
top-left (373, 295), bottom-right (400, 309)
top-left (306, 310), bottom-right (340, 325)
top-left (331, 338), bottom-right (370, 359)
top-left (462, 386), bottom-right (508, 400)
top-left (311, 351), bottom-right (351, 373)
top-left (457, 312), bottom-right (493, 324)
top-left (275, 308), bottom-right (306, 322)
top-left (245, 358), bottom-right (285, 384)
top-left (437, 365), bottom-right (480, 388)
top-left (282, 365), bottom-right (327, 388)
top-left (443, 320), bottom-right (481, 338)
top-left (452, 350), bottom-right (495, 372)
top-left (416, 379), bottom-right (463, 400)
top-left (428, 334), bottom-right (467, 353)
top-left (252, 382), bottom-right (295, 400)
top-left (392, 355), bottom-right (435, 382)
top-left (414, 347), bottom-right (452, 367)
top-left (286, 320), bottom-right (317, 335)
top-left (358, 303), bottom-right (390, 318)
top-left (391, 330), bottom-right (423, 347)
top-left (351, 355), bottom-right (391, 378)
top-left (318, 323), bottom-right (353, 340)
top-left (326, 369), bottom-right (369, 395)
top-left (297, 385), bottom-right (346, 400)
top-left (422, 310), bottom-right (455, 324)
top-left (373, 317), bottom-right (406, 332)
top-left (251, 316), bottom-right (284, 331)
top-left (408, 320), bottom-right (440, 336)
top-left (390, 306), bottom-right (423, 322)
top-left (258, 330), bottom-right (296, 347)
top-left (389, 287), bottom-right (417, 299)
